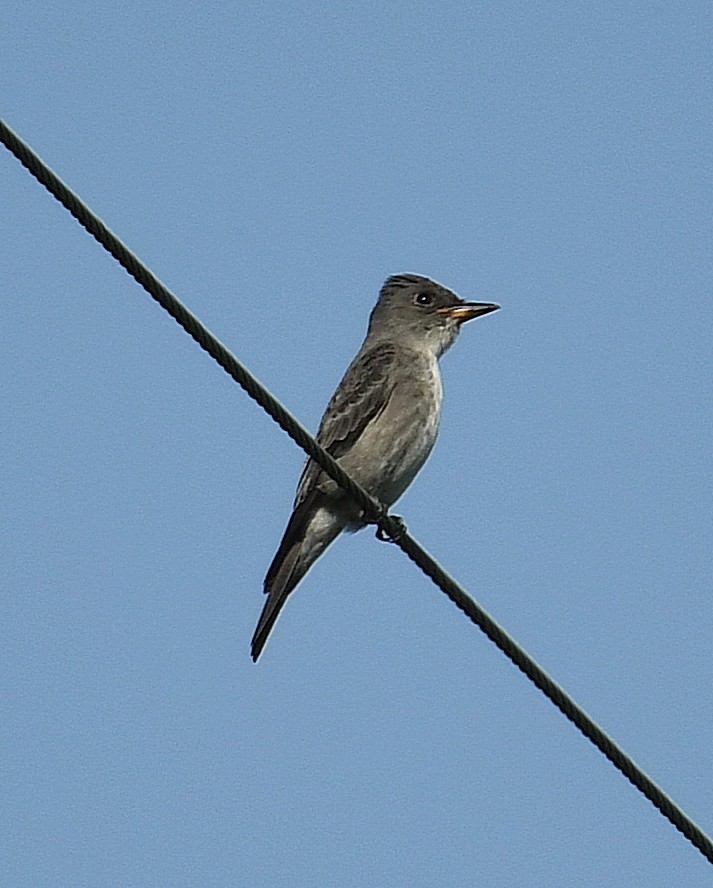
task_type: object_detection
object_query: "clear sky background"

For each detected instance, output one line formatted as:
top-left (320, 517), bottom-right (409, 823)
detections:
top-left (2, 2), bottom-right (712, 886)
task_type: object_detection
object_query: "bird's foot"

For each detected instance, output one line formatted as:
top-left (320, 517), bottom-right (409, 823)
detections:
top-left (375, 514), bottom-right (408, 544)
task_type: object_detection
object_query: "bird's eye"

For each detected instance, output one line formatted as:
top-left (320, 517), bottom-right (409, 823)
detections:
top-left (414, 292), bottom-right (433, 306)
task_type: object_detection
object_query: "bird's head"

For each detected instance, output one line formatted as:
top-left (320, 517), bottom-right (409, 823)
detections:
top-left (367, 273), bottom-right (499, 357)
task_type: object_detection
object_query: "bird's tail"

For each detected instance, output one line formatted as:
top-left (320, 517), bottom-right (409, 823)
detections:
top-left (251, 504), bottom-right (341, 661)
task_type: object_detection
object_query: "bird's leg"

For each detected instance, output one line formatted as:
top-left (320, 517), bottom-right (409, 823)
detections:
top-left (362, 501), bottom-right (407, 543)
top-left (375, 513), bottom-right (408, 544)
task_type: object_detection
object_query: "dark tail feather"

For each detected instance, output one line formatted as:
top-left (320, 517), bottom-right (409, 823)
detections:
top-left (251, 540), bottom-right (304, 662)
top-left (251, 500), bottom-right (340, 661)
top-left (251, 502), bottom-right (316, 662)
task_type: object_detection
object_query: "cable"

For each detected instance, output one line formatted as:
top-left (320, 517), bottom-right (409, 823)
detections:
top-left (2, 117), bottom-right (712, 866)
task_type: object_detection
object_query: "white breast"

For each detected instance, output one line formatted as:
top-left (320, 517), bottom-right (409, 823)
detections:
top-left (369, 350), bottom-right (443, 506)
top-left (334, 348), bottom-right (446, 517)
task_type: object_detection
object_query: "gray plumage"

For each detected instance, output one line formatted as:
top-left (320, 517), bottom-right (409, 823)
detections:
top-left (251, 273), bottom-right (498, 661)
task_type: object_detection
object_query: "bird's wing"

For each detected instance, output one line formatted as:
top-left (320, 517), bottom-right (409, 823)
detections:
top-left (252, 342), bottom-right (398, 660)
top-left (294, 341), bottom-right (398, 508)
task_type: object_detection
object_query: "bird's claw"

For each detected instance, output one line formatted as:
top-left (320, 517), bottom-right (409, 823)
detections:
top-left (375, 514), bottom-right (407, 544)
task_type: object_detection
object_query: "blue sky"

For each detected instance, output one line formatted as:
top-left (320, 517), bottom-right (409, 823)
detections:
top-left (2, 2), bottom-right (712, 885)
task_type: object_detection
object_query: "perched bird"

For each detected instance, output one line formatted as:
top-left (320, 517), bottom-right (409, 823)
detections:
top-left (251, 273), bottom-right (498, 661)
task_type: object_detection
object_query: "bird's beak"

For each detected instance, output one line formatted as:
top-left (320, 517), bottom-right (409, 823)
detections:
top-left (436, 302), bottom-right (500, 323)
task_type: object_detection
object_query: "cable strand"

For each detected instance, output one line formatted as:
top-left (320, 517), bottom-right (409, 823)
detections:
top-left (2, 117), bottom-right (711, 866)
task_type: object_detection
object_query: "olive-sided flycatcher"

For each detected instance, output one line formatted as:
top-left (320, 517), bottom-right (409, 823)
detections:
top-left (251, 273), bottom-right (498, 660)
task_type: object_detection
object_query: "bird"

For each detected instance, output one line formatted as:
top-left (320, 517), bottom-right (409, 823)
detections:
top-left (251, 273), bottom-right (499, 661)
